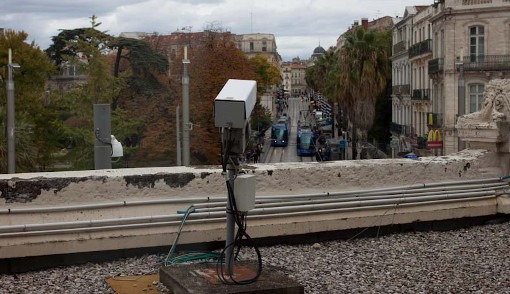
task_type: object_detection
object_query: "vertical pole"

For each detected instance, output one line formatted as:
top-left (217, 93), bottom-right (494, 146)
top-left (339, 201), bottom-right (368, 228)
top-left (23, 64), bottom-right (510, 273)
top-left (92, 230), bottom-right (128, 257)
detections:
top-left (6, 48), bottom-right (15, 174)
top-left (94, 104), bottom-right (112, 170)
top-left (176, 105), bottom-right (182, 166)
top-left (457, 63), bottom-right (465, 151)
top-left (225, 161), bottom-right (236, 275)
top-left (182, 46), bottom-right (191, 166)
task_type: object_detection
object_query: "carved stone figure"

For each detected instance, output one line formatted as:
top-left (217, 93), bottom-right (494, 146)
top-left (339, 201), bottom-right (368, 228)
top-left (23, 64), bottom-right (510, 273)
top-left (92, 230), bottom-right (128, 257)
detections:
top-left (457, 79), bottom-right (510, 153)
top-left (461, 79), bottom-right (510, 123)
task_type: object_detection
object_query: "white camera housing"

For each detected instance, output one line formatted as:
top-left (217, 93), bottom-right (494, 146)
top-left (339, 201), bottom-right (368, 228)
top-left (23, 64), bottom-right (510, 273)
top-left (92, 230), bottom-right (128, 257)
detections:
top-left (111, 135), bottom-right (123, 158)
top-left (214, 79), bottom-right (256, 129)
top-left (214, 79), bottom-right (257, 155)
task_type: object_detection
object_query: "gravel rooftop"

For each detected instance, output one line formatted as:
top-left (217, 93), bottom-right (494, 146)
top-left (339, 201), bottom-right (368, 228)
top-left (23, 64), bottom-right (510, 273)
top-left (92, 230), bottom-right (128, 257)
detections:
top-left (1, 221), bottom-right (510, 294)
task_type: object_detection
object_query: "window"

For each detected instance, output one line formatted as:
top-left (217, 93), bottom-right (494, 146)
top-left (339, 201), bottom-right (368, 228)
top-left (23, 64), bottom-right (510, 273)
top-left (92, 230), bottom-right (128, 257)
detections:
top-left (469, 84), bottom-right (484, 113)
top-left (249, 42), bottom-right (254, 52)
top-left (262, 41), bottom-right (267, 52)
top-left (469, 26), bottom-right (484, 62)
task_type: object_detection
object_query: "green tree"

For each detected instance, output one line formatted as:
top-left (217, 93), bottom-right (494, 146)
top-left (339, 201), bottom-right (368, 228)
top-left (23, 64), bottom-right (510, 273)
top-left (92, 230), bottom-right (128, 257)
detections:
top-left (0, 29), bottom-right (60, 172)
top-left (111, 37), bottom-right (168, 110)
top-left (47, 16), bottom-right (141, 170)
top-left (337, 28), bottom-right (391, 159)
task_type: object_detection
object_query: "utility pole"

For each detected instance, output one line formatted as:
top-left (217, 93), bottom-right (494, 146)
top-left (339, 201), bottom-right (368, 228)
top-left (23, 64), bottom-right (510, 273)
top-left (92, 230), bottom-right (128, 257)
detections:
top-left (93, 104), bottom-right (112, 170)
top-left (6, 48), bottom-right (20, 174)
top-left (182, 46), bottom-right (191, 166)
top-left (176, 105), bottom-right (182, 166)
top-left (456, 55), bottom-right (465, 151)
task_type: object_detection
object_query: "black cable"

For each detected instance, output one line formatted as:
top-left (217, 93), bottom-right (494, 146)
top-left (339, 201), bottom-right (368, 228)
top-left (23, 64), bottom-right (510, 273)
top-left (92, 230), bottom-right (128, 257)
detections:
top-left (94, 128), bottom-right (113, 155)
top-left (215, 177), bottom-right (262, 285)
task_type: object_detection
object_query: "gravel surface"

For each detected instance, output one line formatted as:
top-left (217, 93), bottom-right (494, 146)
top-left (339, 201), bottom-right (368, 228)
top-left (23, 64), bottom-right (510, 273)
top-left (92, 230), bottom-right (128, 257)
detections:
top-left (2, 221), bottom-right (510, 293)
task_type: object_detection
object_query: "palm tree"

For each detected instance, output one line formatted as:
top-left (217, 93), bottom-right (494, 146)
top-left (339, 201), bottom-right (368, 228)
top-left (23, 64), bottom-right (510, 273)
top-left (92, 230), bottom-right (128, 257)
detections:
top-left (337, 28), bottom-right (391, 159)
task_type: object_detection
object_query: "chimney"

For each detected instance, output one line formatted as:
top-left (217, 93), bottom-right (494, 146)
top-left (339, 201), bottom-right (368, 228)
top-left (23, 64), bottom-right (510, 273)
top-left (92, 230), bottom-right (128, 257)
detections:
top-left (361, 18), bottom-right (368, 30)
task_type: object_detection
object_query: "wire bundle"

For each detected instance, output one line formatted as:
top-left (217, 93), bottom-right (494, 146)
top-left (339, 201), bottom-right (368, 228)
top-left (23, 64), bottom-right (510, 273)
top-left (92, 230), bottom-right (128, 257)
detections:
top-left (215, 180), bottom-right (262, 285)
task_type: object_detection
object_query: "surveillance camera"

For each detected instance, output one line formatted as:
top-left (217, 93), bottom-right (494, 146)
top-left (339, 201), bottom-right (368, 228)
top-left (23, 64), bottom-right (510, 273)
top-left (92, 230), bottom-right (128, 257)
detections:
top-left (214, 79), bottom-right (256, 128)
top-left (111, 135), bottom-right (123, 157)
top-left (214, 79), bottom-right (257, 155)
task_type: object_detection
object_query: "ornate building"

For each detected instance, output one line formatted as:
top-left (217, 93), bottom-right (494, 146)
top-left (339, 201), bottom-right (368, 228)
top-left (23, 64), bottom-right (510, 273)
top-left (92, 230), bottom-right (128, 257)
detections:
top-left (428, 0), bottom-right (510, 154)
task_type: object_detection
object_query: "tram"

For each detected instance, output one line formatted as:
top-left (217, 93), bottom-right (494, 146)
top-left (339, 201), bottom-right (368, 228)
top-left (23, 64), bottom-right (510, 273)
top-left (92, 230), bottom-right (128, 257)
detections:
top-left (271, 114), bottom-right (291, 147)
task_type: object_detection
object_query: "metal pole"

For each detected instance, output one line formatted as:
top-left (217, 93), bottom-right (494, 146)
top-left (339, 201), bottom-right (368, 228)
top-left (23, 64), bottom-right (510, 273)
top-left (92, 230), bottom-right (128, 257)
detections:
top-left (176, 106), bottom-right (182, 166)
top-left (225, 161), bottom-right (236, 275)
top-left (182, 47), bottom-right (191, 166)
top-left (457, 62), bottom-right (465, 151)
top-left (93, 104), bottom-right (112, 170)
top-left (6, 48), bottom-right (15, 174)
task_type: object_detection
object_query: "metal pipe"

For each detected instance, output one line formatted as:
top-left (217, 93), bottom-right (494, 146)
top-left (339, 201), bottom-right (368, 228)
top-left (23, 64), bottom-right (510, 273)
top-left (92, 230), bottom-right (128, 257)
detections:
top-left (196, 187), bottom-right (505, 213)
top-left (0, 197), bottom-right (227, 214)
top-left (0, 195), bottom-right (495, 238)
top-left (0, 190), bottom-right (497, 234)
top-left (192, 184), bottom-right (508, 211)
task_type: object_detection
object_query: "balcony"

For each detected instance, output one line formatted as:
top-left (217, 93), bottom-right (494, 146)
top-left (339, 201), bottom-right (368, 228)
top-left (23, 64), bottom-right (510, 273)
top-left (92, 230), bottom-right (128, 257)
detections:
top-left (408, 39), bottom-right (432, 59)
top-left (390, 122), bottom-right (411, 136)
top-left (428, 58), bottom-right (444, 75)
top-left (412, 89), bottom-right (430, 101)
top-left (392, 84), bottom-right (411, 96)
top-left (427, 112), bottom-right (444, 128)
top-left (461, 55), bottom-right (510, 71)
top-left (393, 41), bottom-right (406, 55)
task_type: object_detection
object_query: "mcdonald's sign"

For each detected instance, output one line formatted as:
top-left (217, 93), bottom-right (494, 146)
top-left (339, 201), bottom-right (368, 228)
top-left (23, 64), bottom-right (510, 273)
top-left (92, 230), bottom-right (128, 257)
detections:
top-left (427, 129), bottom-right (443, 149)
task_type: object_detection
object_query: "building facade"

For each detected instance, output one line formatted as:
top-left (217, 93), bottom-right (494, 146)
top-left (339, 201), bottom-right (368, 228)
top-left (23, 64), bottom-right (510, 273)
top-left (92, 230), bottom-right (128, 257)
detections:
top-left (290, 58), bottom-right (307, 96)
top-left (409, 6), bottom-right (434, 144)
top-left (391, 7), bottom-right (425, 153)
top-left (428, 0), bottom-right (510, 154)
top-left (234, 33), bottom-right (282, 68)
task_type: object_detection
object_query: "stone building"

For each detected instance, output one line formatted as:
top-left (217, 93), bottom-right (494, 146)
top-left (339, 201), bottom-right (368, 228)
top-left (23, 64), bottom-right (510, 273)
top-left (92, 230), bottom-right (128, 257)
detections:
top-left (233, 33), bottom-right (282, 68)
top-left (391, 6), bottom-right (428, 153)
top-left (289, 57), bottom-right (307, 96)
top-left (409, 6), bottom-right (434, 143)
top-left (428, 0), bottom-right (510, 154)
top-left (282, 62), bottom-right (292, 94)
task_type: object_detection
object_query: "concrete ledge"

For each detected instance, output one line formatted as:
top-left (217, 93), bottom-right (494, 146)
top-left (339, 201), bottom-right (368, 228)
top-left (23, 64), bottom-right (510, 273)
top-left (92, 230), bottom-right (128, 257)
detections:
top-left (0, 149), bottom-right (508, 262)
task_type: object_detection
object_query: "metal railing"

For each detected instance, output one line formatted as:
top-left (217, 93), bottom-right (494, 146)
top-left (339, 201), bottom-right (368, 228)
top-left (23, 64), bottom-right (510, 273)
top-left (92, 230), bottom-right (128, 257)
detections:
top-left (393, 41), bottom-right (406, 55)
top-left (392, 84), bottom-right (411, 96)
top-left (462, 0), bottom-right (492, 5)
top-left (461, 55), bottom-right (510, 71)
top-left (408, 39), bottom-right (432, 59)
top-left (412, 89), bottom-right (430, 100)
top-left (428, 58), bottom-right (444, 75)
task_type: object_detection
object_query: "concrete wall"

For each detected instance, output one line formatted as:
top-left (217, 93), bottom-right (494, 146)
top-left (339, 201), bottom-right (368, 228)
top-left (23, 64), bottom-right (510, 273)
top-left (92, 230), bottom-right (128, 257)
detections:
top-left (0, 149), bottom-right (508, 259)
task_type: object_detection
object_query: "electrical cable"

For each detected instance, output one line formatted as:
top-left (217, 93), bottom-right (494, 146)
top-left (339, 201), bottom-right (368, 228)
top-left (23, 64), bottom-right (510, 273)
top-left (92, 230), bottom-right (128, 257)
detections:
top-left (161, 206), bottom-right (220, 266)
top-left (216, 180), bottom-right (262, 285)
top-left (94, 128), bottom-right (113, 156)
top-left (215, 129), bottom-right (262, 285)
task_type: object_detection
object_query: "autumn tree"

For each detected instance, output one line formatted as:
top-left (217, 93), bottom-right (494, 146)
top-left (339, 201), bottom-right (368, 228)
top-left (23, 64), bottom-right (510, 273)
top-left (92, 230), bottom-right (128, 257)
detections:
top-left (170, 30), bottom-right (256, 164)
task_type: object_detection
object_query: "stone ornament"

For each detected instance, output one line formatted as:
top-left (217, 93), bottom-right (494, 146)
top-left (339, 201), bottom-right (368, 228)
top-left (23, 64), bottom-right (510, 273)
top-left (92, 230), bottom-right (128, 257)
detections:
top-left (461, 79), bottom-right (510, 123)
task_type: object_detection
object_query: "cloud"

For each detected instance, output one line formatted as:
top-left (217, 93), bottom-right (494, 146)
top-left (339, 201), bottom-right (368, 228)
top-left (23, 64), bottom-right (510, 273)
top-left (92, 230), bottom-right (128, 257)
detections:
top-left (0, 0), bottom-right (432, 60)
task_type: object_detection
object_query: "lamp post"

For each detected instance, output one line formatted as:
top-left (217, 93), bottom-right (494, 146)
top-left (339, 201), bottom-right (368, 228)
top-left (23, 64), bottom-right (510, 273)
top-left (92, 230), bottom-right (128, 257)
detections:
top-left (6, 48), bottom-right (20, 174)
top-left (182, 46), bottom-right (191, 166)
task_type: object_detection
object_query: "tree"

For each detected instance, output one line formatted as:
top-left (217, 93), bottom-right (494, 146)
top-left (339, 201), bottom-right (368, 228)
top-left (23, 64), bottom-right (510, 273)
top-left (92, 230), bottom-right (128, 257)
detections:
top-left (0, 29), bottom-right (60, 172)
top-left (250, 54), bottom-right (280, 92)
top-left (110, 37), bottom-right (168, 110)
top-left (166, 30), bottom-right (256, 165)
top-left (336, 28), bottom-right (391, 159)
top-left (46, 16), bottom-right (142, 170)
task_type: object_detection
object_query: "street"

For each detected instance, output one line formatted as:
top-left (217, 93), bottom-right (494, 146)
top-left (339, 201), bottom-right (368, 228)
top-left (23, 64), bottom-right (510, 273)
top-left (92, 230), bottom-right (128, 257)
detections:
top-left (262, 97), bottom-right (315, 163)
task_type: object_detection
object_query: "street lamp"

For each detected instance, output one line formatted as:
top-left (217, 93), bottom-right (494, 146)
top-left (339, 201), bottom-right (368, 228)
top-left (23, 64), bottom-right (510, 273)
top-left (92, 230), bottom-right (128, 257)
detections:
top-left (6, 48), bottom-right (20, 174)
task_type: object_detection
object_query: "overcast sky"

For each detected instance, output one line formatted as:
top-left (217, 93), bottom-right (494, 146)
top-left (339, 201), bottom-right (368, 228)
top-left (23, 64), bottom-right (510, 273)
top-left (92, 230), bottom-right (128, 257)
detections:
top-left (1, 0), bottom-right (431, 61)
